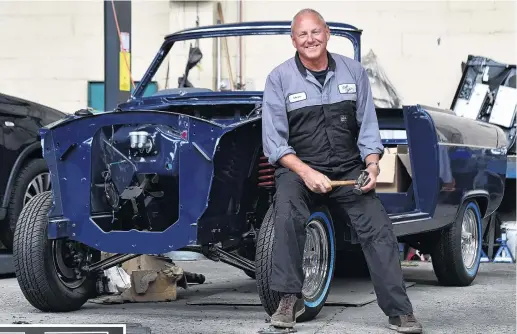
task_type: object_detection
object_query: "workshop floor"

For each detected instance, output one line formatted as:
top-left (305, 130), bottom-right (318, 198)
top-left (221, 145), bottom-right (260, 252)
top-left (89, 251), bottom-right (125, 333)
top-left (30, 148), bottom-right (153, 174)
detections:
top-left (0, 260), bottom-right (514, 334)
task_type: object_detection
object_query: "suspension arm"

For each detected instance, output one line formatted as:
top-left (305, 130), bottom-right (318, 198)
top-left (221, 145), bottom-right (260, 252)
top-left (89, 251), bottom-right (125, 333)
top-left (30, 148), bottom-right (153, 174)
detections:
top-left (83, 253), bottom-right (140, 273)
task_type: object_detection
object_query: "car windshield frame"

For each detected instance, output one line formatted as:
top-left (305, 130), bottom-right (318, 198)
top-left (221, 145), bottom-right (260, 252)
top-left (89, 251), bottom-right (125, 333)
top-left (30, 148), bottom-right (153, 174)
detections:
top-left (131, 21), bottom-right (362, 99)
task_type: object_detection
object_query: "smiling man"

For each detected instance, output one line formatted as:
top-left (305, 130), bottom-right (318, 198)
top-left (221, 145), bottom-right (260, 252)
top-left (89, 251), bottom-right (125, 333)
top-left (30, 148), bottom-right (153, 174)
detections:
top-left (261, 8), bottom-right (423, 333)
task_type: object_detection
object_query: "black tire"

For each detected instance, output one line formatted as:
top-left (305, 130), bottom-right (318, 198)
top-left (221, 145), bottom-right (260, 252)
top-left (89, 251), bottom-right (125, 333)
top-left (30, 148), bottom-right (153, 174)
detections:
top-left (431, 200), bottom-right (483, 286)
top-left (13, 191), bottom-right (99, 312)
top-left (0, 158), bottom-right (50, 250)
top-left (255, 204), bottom-right (336, 322)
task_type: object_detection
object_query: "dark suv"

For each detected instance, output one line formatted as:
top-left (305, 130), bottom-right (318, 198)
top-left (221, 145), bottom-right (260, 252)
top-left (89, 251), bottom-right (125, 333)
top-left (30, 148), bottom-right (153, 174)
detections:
top-left (0, 93), bottom-right (65, 250)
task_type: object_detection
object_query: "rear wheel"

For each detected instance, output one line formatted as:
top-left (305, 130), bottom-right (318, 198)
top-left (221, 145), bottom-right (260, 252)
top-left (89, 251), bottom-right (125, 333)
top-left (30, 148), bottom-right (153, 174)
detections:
top-left (13, 191), bottom-right (100, 312)
top-left (255, 204), bottom-right (336, 322)
top-left (431, 200), bottom-right (483, 286)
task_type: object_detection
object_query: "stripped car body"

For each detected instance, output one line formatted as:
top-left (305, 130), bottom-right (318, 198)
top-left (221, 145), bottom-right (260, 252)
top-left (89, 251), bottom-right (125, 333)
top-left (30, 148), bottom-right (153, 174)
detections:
top-left (15, 21), bottom-right (509, 315)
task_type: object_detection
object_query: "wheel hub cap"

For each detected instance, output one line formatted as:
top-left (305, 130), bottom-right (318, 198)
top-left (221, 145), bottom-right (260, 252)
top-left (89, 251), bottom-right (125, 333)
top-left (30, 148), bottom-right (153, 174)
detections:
top-left (302, 219), bottom-right (329, 299)
top-left (461, 208), bottom-right (478, 269)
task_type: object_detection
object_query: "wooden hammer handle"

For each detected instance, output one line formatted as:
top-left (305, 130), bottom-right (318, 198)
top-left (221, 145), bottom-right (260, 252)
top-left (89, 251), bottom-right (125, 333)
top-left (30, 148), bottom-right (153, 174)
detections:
top-left (330, 180), bottom-right (356, 187)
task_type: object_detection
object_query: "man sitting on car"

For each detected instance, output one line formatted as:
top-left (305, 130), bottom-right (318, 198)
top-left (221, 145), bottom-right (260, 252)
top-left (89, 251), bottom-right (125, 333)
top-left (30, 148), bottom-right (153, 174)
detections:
top-left (261, 8), bottom-right (423, 333)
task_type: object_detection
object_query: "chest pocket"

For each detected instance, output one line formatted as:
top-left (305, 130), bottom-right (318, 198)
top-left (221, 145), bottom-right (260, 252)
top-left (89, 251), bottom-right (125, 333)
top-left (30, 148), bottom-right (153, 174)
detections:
top-left (327, 98), bottom-right (358, 152)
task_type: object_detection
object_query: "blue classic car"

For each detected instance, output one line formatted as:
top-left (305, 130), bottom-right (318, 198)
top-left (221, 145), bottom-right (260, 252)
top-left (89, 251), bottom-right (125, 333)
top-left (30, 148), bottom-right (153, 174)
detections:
top-left (13, 22), bottom-right (508, 320)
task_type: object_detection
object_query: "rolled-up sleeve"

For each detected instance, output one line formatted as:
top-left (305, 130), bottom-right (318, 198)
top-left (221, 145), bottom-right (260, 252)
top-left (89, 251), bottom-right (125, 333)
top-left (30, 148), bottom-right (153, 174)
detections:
top-left (356, 66), bottom-right (384, 161)
top-left (262, 70), bottom-right (295, 165)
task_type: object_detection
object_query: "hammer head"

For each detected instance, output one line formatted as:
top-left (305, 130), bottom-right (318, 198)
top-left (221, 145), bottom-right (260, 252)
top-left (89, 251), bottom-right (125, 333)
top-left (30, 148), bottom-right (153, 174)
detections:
top-left (352, 170), bottom-right (371, 195)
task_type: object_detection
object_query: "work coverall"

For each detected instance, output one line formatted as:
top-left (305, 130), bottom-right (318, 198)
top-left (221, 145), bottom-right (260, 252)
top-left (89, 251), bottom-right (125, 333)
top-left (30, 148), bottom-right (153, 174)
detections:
top-left (261, 51), bottom-right (414, 317)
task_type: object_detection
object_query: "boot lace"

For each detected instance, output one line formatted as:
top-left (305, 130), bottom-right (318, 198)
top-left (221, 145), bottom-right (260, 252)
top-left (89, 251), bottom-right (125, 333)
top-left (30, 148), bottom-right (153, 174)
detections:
top-left (279, 294), bottom-right (295, 314)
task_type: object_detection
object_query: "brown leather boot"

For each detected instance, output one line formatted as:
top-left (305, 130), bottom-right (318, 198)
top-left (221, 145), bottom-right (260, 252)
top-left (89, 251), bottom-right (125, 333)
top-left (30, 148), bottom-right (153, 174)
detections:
top-left (270, 294), bottom-right (305, 328)
top-left (388, 313), bottom-right (423, 333)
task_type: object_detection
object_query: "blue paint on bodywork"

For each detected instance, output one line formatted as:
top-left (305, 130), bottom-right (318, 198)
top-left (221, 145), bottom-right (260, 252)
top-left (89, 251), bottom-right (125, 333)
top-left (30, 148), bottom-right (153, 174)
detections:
top-left (403, 105), bottom-right (440, 216)
top-left (43, 111), bottom-right (229, 253)
top-left (507, 156), bottom-right (516, 179)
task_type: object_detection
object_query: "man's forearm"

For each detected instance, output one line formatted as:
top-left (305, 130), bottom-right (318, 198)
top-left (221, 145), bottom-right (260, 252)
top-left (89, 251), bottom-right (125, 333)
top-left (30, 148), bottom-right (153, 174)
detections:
top-left (365, 153), bottom-right (380, 165)
top-left (278, 153), bottom-right (312, 178)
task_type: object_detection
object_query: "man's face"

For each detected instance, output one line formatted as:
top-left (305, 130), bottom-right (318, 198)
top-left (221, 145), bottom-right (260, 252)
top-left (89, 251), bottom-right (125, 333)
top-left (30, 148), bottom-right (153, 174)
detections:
top-left (291, 13), bottom-right (330, 61)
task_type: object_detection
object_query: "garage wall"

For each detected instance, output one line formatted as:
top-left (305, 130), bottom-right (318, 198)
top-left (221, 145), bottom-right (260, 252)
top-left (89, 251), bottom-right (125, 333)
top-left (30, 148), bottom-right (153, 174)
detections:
top-left (0, 0), bottom-right (514, 112)
top-left (221, 0), bottom-right (516, 108)
top-left (0, 0), bottom-right (170, 113)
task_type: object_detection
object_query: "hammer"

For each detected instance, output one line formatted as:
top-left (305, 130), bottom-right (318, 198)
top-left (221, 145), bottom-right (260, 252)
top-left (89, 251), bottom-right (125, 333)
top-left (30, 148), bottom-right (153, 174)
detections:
top-left (330, 170), bottom-right (371, 195)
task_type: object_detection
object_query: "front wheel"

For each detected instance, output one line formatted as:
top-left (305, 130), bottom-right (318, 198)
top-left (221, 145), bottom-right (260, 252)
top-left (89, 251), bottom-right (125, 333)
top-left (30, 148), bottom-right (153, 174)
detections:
top-left (255, 204), bottom-right (336, 322)
top-left (431, 200), bottom-right (483, 286)
top-left (13, 191), bottom-right (100, 312)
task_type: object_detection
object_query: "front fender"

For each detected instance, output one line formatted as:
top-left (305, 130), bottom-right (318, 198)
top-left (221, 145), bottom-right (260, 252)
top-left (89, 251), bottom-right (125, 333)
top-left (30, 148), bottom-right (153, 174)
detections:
top-left (42, 110), bottom-right (229, 254)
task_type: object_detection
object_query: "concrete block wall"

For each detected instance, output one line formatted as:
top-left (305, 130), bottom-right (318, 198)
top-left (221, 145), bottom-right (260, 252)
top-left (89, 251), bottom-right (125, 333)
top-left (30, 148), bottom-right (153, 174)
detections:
top-left (163, 1), bottom-right (217, 90)
top-left (225, 0), bottom-right (516, 108)
top-left (0, 0), bottom-right (514, 112)
top-left (0, 0), bottom-right (170, 113)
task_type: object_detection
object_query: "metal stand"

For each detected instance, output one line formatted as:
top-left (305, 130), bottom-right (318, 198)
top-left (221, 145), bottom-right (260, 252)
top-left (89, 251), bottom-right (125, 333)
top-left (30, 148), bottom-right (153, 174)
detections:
top-left (493, 229), bottom-right (515, 263)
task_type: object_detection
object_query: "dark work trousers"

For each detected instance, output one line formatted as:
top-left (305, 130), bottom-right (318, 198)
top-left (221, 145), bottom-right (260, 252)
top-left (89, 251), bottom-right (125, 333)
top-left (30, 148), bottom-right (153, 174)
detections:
top-left (270, 167), bottom-right (414, 317)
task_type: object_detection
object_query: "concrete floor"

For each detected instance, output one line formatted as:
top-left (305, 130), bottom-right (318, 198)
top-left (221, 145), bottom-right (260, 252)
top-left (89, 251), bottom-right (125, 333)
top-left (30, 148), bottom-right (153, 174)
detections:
top-left (0, 260), bottom-right (514, 334)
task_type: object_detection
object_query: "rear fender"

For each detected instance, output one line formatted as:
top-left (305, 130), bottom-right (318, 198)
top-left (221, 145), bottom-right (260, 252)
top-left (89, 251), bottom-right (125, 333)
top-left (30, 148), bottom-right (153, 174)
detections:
top-left (396, 105), bottom-right (507, 237)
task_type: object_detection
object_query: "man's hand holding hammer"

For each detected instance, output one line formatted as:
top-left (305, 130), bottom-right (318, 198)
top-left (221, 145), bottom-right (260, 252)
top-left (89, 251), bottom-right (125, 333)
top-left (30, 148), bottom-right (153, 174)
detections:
top-left (360, 154), bottom-right (381, 193)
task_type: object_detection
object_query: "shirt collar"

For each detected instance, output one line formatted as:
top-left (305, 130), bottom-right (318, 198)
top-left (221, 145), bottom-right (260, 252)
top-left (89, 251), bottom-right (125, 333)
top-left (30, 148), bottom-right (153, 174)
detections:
top-left (294, 51), bottom-right (336, 77)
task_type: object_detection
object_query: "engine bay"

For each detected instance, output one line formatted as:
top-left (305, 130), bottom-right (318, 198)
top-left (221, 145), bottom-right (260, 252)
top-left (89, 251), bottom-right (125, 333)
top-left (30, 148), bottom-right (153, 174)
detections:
top-left (89, 124), bottom-right (184, 233)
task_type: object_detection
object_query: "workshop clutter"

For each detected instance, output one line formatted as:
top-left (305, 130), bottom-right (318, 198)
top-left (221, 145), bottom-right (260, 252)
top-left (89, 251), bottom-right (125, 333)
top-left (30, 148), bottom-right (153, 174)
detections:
top-left (377, 146), bottom-right (412, 193)
top-left (91, 254), bottom-right (192, 304)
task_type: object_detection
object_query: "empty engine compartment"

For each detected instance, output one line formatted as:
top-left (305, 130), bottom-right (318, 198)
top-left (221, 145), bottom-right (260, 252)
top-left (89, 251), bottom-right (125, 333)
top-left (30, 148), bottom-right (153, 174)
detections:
top-left (89, 123), bottom-right (183, 233)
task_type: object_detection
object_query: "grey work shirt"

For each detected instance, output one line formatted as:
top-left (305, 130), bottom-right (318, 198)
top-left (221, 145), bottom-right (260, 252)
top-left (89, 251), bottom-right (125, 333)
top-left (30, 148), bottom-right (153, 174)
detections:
top-left (261, 51), bottom-right (384, 171)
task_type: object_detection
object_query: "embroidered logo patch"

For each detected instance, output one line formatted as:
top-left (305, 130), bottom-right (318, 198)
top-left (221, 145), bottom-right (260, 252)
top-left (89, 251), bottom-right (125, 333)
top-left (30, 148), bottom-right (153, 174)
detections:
top-left (338, 83), bottom-right (356, 94)
top-left (288, 92), bottom-right (307, 103)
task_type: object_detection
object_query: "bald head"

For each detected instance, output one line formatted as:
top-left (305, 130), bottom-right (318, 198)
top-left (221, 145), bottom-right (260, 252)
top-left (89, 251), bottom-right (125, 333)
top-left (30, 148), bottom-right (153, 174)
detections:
top-left (289, 8), bottom-right (330, 69)
top-left (291, 8), bottom-right (327, 35)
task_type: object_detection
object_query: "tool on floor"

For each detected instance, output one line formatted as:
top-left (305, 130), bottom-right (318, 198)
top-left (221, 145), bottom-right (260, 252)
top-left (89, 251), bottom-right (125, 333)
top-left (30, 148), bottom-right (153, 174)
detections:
top-left (258, 325), bottom-right (297, 334)
top-left (330, 169), bottom-right (371, 195)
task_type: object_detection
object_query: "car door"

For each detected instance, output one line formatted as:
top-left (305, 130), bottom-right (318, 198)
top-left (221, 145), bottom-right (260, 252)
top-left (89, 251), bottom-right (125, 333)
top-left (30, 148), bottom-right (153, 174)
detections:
top-left (0, 94), bottom-right (36, 199)
top-left (0, 114), bottom-right (6, 202)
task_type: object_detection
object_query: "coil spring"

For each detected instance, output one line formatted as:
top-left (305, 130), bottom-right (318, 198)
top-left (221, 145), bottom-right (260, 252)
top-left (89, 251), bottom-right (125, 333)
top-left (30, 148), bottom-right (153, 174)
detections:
top-left (257, 155), bottom-right (275, 188)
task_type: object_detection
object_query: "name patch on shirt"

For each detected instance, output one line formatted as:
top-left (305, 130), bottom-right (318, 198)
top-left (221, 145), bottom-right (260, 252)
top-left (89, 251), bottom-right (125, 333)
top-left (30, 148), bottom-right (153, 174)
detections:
top-left (338, 83), bottom-right (356, 94)
top-left (288, 92), bottom-right (307, 103)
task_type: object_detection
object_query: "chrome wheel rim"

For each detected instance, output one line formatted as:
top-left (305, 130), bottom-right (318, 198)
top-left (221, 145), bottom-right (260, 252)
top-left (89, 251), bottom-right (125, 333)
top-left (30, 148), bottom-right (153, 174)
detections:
top-left (23, 172), bottom-right (51, 205)
top-left (461, 208), bottom-right (479, 270)
top-left (302, 219), bottom-right (329, 299)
